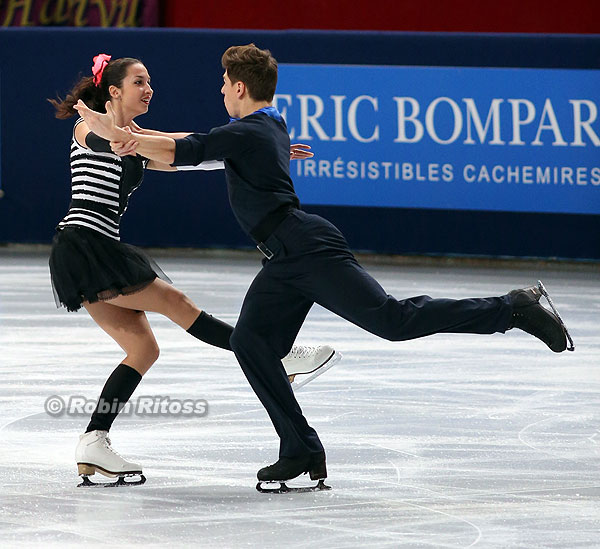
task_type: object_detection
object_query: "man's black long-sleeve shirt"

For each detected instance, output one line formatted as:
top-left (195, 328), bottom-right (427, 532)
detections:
top-left (172, 112), bottom-right (300, 239)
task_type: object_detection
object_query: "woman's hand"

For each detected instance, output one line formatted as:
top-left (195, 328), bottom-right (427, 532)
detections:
top-left (290, 143), bottom-right (314, 160)
top-left (73, 100), bottom-right (127, 142)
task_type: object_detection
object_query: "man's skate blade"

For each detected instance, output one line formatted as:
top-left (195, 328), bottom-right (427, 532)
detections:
top-left (292, 352), bottom-right (342, 391)
top-left (537, 280), bottom-right (575, 352)
top-left (77, 474), bottom-right (146, 488)
top-left (256, 479), bottom-right (331, 494)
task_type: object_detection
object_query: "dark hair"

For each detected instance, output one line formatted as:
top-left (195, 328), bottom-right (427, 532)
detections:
top-left (221, 44), bottom-right (277, 102)
top-left (48, 57), bottom-right (143, 119)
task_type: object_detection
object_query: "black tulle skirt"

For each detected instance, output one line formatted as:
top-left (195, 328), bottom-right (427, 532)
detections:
top-left (49, 226), bottom-right (172, 312)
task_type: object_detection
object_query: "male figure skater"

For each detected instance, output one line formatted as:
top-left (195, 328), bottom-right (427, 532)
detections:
top-left (75, 43), bottom-right (572, 492)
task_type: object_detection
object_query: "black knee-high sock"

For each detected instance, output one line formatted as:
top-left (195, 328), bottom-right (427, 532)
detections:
top-left (186, 311), bottom-right (233, 351)
top-left (86, 364), bottom-right (142, 433)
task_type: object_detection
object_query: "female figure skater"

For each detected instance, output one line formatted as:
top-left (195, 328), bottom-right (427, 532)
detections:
top-left (49, 54), bottom-right (339, 486)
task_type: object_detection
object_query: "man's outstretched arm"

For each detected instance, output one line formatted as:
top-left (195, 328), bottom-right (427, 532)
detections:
top-left (74, 100), bottom-right (177, 164)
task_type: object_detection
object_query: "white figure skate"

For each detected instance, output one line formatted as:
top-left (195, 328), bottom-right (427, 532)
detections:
top-left (75, 430), bottom-right (145, 487)
top-left (282, 345), bottom-right (341, 390)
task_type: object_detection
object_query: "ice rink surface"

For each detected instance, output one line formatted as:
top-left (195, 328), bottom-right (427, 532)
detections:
top-left (0, 249), bottom-right (598, 548)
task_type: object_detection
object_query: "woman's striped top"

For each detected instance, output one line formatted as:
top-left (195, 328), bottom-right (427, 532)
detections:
top-left (57, 119), bottom-right (146, 240)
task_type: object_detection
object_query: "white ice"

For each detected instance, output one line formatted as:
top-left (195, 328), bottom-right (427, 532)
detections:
top-left (1, 249), bottom-right (599, 548)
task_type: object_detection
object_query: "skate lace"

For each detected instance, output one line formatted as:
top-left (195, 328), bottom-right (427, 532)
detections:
top-left (289, 345), bottom-right (317, 359)
top-left (100, 434), bottom-right (124, 459)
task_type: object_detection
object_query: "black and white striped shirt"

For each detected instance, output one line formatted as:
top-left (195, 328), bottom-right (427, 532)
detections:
top-left (57, 119), bottom-right (146, 240)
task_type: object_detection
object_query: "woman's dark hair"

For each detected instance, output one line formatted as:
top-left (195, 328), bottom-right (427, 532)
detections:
top-left (48, 57), bottom-right (143, 119)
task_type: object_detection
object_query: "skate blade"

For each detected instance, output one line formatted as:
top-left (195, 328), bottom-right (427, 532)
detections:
top-left (537, 280), bottom-right (575, 352)
top-left (256, 479), bottom-right (331, 494)
top-left (292, 352), bottom-right (342, 391)
top-left (77, 474), bottom-right (146, 488)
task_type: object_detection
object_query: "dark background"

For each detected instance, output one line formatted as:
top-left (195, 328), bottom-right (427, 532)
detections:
top-left (0, 27), bottom-right (598, 259)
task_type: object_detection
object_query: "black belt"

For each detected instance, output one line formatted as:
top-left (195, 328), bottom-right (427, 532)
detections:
top-left (256, 241), bottom-right (276, 260)
top-left (251, 205), bottom-right (297, 259)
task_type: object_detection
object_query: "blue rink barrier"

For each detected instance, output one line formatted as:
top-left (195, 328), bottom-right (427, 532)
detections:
top-left (0, 28), bottom-right (598, 259)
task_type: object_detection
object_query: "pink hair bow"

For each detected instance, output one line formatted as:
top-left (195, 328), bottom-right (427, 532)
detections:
top-left (92, 53), bottom-right (112, 87)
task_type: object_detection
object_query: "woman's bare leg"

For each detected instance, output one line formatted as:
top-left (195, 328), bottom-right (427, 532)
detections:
top-left (84, 300), bottom-right (160, 375)
top-left (103, 278), bottom-right (201, 330)
top-left (103, 278), bottom-right (233, 350)
top-left (99, 278), bottom-right (335, 380)
top-left (76, 301), bottom-right (160, 477)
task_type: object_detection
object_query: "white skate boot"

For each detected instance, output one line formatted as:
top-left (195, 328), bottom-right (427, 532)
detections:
top-left (282, 345), bottom-right (341, 390)
top-left (75, 430), bottom-right (145, 487)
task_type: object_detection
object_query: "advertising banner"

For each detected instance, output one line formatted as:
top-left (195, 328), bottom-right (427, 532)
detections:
top-left (276, 64), bottom-right (600, 215)
top-left (1, 0), bottom-right (159, 27)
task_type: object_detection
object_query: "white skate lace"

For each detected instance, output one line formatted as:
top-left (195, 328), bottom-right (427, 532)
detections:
top-left (288, 345), bottom-right (317, 359)
top-left (99, 434), bottom-right (125, 460)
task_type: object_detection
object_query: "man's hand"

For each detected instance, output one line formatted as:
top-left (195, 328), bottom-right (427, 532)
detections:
top-left (110, 127), bottom-right (138, 156)
top-left (111, 140), bottom-right (139, 156)
top-left (73, 100), bottom-right (128, 143)
top-left (74, 102), bottom-right (176, 164)
top-left (129, 120), bottom-right (145, 134)
top-left (290, 144), bottom-right (314, 160)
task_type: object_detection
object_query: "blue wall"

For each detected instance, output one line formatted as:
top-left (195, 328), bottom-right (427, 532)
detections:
top-left (1, 28), bottom-right (599, 259)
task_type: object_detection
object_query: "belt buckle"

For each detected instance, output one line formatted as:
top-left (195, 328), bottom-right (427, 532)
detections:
top-left (257, 242), bottom-right (274, 260)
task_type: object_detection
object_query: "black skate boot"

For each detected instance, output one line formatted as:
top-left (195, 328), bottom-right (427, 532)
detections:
top-left (256, 451), bottom-right (330, 493)
top-left (507, 282), bottom-right (571, 352)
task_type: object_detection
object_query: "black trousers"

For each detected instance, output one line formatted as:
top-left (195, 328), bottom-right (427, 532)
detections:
top-left (230, 210), bottom-right (513, 458)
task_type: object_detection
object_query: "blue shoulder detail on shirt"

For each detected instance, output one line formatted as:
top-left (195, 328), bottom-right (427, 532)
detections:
top-left (229, 106), bottom-right (283, 124)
